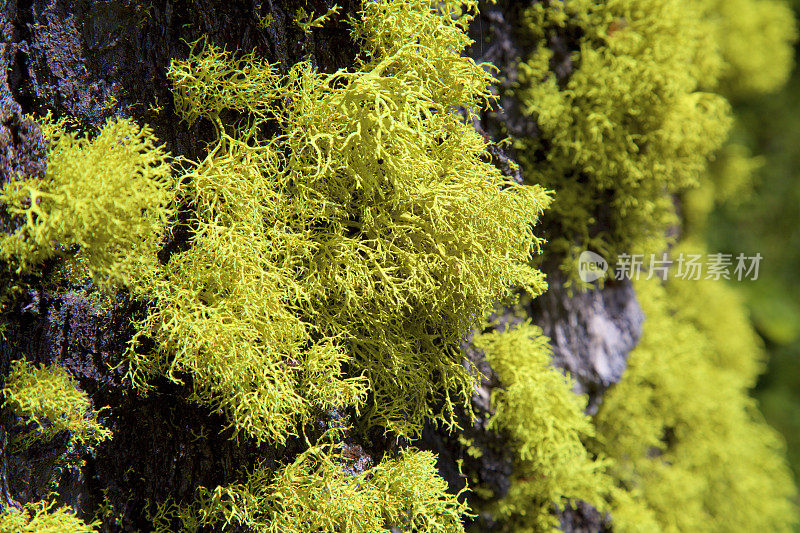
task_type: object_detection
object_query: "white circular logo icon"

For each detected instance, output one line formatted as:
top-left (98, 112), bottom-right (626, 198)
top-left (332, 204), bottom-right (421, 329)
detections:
top-left (578, 251), bottom-right (608, 283)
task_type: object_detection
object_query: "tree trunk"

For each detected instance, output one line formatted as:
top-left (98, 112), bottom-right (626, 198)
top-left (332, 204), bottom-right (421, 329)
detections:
top-left (1, 1), bottom-right (650, 531)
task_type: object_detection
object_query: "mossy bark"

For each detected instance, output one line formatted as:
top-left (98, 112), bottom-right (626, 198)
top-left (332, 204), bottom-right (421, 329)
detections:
top-left (0, 1), bottom-right (639, 531)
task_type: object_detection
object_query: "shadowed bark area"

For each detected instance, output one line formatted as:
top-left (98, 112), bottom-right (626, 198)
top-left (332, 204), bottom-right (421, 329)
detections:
top-left (0, 1), bottom-right (640, 531)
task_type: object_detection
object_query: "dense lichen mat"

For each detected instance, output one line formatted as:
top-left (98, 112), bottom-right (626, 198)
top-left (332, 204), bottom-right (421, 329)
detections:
top-left (0, 0), bottom-right (798, 531)
top-left (593, 273), bottom-right (797, 532)
top-left (126, 0), bottom-right (552, 445)
top-left (514, 0), bottom-right (796, 286)
top-left (2, 359), bottom-right (112, 451)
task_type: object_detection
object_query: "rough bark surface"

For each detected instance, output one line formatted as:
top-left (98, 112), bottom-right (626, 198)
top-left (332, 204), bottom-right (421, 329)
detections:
top-left (0, 1), bottom-right (643, 531)
top-left (529, 276), bottom-right (644, 414)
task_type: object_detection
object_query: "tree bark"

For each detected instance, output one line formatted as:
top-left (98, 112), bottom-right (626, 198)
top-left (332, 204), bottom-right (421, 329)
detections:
top-left (0, 2), bottom-right (641, 530)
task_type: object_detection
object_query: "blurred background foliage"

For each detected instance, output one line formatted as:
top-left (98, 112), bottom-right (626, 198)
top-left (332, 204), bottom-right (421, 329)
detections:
top-left (706, 0), bottom-right (800, 487)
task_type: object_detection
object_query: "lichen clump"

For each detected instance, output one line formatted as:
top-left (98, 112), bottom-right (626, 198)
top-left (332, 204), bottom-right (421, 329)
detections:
top-left (471, 322), bottom-right (609, 531)
top-left (515, 0), bottom-right (732, 278)
top-left (2, 359), bottom-right (112, 450)
top-left (152, 440), bottom-right (468, 533)
top-left (705, 0), bottom-right (797, 97)
top-left (0, 500), bottom-right (99, 533)
top-left (594, 274), bottom-right (798, 532)
top-left (128, 0), bottom-right (551, 444)
top-left (0, 116), bottom-right (175, 289)
top-left (513, 0), bottom-right (796, 280)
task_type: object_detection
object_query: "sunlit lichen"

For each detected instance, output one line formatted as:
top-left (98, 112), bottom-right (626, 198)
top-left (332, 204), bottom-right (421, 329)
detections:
top-left (295, 4), bottom-right (341, 33)
top-left (0, 500), bottom-right (99, 533)
top-left (0, 115), bottom-right (175, 291)
top-left (702, 0), bottom-right (797, 97)
top-left (150, 438), bottom-right (468, 533)
top-left (469, 321), bottom-right (609, 531)
top-left (515, 0), bottom-right (732, 283)
top-left (127, 0), bottom-right (551, 444)
top-left (594, 275), bottom-right (798, 532)
top-left (2, 359), bottom-right (112, 451)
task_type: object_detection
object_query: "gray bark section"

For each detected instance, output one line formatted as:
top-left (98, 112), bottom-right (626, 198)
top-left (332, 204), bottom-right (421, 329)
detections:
top-left (531, 276), bottom-right (644, 414)
top-left (0, 1), bottom-right (643, 531)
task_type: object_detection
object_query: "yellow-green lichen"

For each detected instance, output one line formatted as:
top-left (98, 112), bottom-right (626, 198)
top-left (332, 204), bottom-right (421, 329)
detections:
top-left (702, 0), bottom-right (797, 97)
top-left (511, 0), bottom-right (795, 283)
top-left (682, 140), bottom-right (765, 237)
top-left (594, 275), bottom-right (798, 532)
top-left (127, 0), bottom-right (551, 444)
top-left (470, 322), bottom-right (610, 531)
top-left (2, 359), bottom-right (112, 450)
top-left (295, 5), bottom-right (341, 33)
top-left (0, 500), bottom-right (99, 533)
top-left (150, 439), bottom-right (468, 533)
top-left (515, 0), bottom-right (732, 283)
top-left (0, 115), bottom-right (175, 291)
